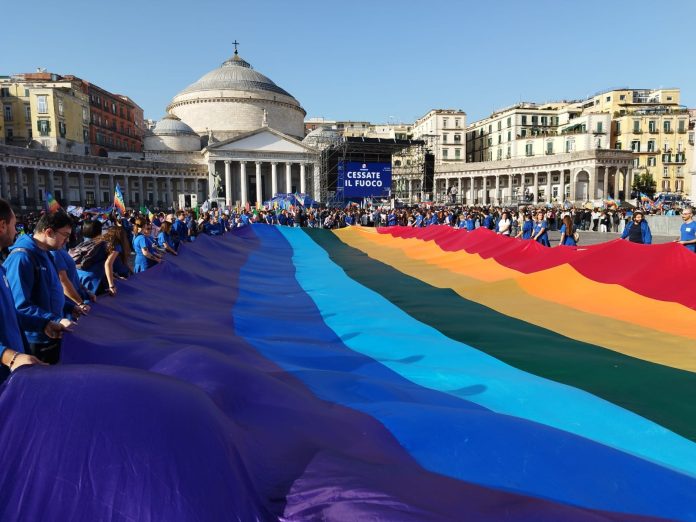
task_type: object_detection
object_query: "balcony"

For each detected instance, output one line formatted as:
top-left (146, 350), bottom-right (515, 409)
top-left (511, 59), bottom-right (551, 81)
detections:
top-left (632, 129), bottom-right (643, 134)
top-left (677, 129), bottom-right (687, 134)
top-left (664, 129), bottom-right (674, 134)
top-left (648, 129), bottom-right (659, 134)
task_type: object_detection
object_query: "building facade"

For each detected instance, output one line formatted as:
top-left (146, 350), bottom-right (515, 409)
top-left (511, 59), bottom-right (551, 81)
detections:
top-left (0, 72), bottom-right (90, 155)
top-left (411, 109), bottom-right (466, 164)
top-left (584, 88), bottom-right (690, 195)
top-left (64, 76), bottom-right (145, 157)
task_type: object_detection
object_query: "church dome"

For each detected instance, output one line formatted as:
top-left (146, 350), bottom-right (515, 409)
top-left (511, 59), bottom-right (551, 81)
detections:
top-left (152, 114), bottom-right (198, 136)
top-left (167, 49), bottom-right (306, 141)
top-left (144, 114), bottom-right (201, 152)
top-left (176, 53), bottom-right (294, 98)
top-left (303, 126), bottom-right (342, 150)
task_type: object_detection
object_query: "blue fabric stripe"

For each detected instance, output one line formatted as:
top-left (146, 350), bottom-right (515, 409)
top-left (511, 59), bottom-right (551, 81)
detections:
top-left (232, 225), bottom-right (696, 519)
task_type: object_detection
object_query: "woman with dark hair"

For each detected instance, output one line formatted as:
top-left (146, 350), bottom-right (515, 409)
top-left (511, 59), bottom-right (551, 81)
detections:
top-left (516, 213), bottom-right (534, 240)
top-left (93, 227), bottom-right (132, 295)
top-left (156, 220), bottom-right (178, 256)
top-left (496, 211), bottom-right (511, 236)
top-left (132, 218), bottom-right (162, 273)
top-left (532, 210), bottom-right (551, 246)
top-left (558, 215), bottom-right (578, 246)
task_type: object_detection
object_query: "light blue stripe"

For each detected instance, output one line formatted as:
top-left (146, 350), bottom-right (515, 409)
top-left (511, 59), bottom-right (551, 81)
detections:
top-left (279, 227), bottom-right (696, 479)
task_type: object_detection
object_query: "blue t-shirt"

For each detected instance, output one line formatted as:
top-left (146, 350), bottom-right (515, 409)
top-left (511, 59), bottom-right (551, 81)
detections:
top-left (559, 224), bottom-right (577, 246)
top-left (680, 221), bottom-right (696, 252)
top-left (133, 234), bottom-right (155, 272)
top-left (521, 220), bottom-right (534, 239)
top-left (157, 231), bottom-right (172, 249)
top-left (465, 219), bottom-right (475, 231)
top-left (51, 248), bottom-right (90, 302)
top-left (534, 220), bottom-right (550, 246)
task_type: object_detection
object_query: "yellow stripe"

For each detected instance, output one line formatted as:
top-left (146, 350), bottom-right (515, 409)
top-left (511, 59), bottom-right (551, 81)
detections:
top-left (335, 227), bottom-right (696, 372)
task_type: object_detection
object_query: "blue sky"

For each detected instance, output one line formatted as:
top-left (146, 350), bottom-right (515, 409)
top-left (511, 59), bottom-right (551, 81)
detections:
top-left (4, 0), bottom-right (694, 124)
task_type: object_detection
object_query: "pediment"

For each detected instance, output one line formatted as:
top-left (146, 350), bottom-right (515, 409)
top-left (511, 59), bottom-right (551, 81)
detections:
top-left (207, 128), bottom-right (315, 154)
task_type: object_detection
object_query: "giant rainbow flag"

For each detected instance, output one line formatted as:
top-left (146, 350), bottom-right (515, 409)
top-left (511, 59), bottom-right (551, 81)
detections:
top-left (1, 225), bottom-right (696, 520)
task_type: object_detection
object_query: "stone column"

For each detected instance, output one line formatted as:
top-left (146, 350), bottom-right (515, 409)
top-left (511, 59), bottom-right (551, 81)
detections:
top-left (255, 161), bottom-right (262, 205)
top-left (602, 167), bottom-right (609, 199)
top-left (31, 168), bottom-right (40, 206)
top-left (300, 163), bottom-right (306, 194)
top-left (546, 171), bottom-right (552, 203)
top-left (240, 161), bottom-right (248, 206)
top-left (78, 172), bottom-right (86, 204)
top-left (45, 169), bottom-right (55, 200)
top-left (495, 175), bottom-right (500, 205)
top-left (482, 177), bottom-right (489, 205)
top-left (570, 170), bottom-right (577, 203)
top-left (532, 172), bottom-right (539, 204)
top-left (17, 168), bottom-right (26, 206)
top-left (271, 162), bottom-right (278, 197)
top-left (457, 178), bottom-right (462, 204)
top-left (179, 177), bottom-right (185, 198)
top-left (0, 165), bottom-right (7, 200)
top-left (444, 177), bottom-right (450, 202)
top-left (166, 177), bottom-right (173, 208)
top-left (519, 174), bottom-right (525, 204)
top-left (587, 167), bottom-right (597, 202)
top-left (312, 162), bottom-right (321, 202)
top-left (122, 175), bottom-right (129, 207)
top-left (614, 169), bottom-right (623, 199)
top-left (107, 174), bottom-right (114, 204)
top-left (139, 176), bottom-right (146, 206)
top-left (285, 163), bottom-right (292, 193)
top-left (61, 171), bottom-right (71, 205)
top-left (224, 160), bottom-right (232, 207)
top-left (624, 169), bottom-right (632, 199)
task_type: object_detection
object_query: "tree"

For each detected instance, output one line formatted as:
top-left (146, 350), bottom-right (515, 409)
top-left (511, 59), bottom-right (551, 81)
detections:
top-left (632, 170), bottom-right (657, 198)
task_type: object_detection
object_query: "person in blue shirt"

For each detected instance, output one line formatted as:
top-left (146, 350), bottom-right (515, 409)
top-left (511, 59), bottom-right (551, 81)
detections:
top-left (621, 210), bottom-right (652, 244)
top-left (0, 200), bottom-right (69, 379)
top-left (465, 214), bottom-right (476, 231)
top-left (387, 211), bottom-right (397, 226)
top-left (531, 210), bottom-right (550, 246)
top-left (3, 208), bottom-right (76, 363)
top-left (676, 207), bottom-right (696, 252)
top-left (170, 211), bottom-right (187, 248)
top-left (157, 220), bottom-right (179, 255)
top-left (482, 212), bottom-right (494, 230)
top-left (558, 215), bottom-right (578, 246)
top-left (414, 213), bottom-right (424, 227)
top-left (52, 246), bottom-right (94, 316)
top-left (515, 213), bottom-right (533, 239)
top-left (132, 218), bottom-right (162, 273)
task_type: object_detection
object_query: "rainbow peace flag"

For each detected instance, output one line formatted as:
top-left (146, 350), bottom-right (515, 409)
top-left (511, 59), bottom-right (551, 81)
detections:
top-left (113, 183), bottom-right (126, 215)
top-left (45, 192), bottom-right (60, 213)
top-left (2, 226), bottom-right (696, 521)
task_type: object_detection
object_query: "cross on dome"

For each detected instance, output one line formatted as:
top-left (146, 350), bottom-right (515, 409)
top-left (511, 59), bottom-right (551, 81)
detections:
top-left (232, 40), bottom-right (240, 55)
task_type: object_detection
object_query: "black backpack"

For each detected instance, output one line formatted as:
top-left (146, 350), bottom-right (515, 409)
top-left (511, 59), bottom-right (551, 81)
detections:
top-left (69, 240), bottom-right (107, 269)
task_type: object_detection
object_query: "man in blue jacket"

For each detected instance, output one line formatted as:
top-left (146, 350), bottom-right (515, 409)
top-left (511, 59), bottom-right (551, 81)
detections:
top-left (0, 199), bottom-right (68, 379)
top-left (3, 209), bottom-right (76, 364)
top-left (621, 210), bottom-right (652, 244)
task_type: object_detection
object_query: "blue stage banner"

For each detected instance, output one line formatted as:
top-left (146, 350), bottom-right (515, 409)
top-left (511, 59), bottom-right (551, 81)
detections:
top-left (339, 161), bottom-right (391, 198)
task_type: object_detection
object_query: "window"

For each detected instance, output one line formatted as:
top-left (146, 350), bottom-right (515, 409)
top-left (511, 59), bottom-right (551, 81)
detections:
top-left (606, 96), bottom-right (610, 102)
top-left (497, 135), bottom-right (501, 144)
top-left (0, 88), bottom-right (9, 97)
top-left (24, 105), bottom-right (31, 120)
top-left (488, 124), bottom-right (492, 133)
top-left (525, 143), bottom-right (533, 156)
top-left (58, 121), bottom-right (66, 138)
top-left (664, 120), bottom-right (672, 132)
top-left (454, 118), bottom-right (460, 128)
top-left (82, 107), bottom-right (88, 124)
top-left (38, 119), bottom-right (50, 136)
top-left (616, 121), bottom-right (621, 134)
top-left (507, 131), bottom-right (511, 142)
top-left (496, 149), bottom-right (501, 160)
top-left (647, 140), bottom-right (656, 152)
top-left (454, 134), bottom-right (461, 142)
top-left (443, 118), bottom-right (448, 128)
top-left (5, 128), bottom-right (13, 139)
top-left (541, 116), bottom-right (548, 126)
top-left (678, 120), bottom-right (686, 132)
top-left (648, 157), bottom-right (656, 167)
top-left (520, 129), bottom-right (527, 137)
top-left (58, 98), bottom-right (64, 116)
top-left (546, 142), bottom-right (553, 154)
top-left (455, 148), bottom-right (461, 159)
top-left (633, 120), bottom-right (640, 133)
top-left (83, 129), bottom-right (89, 142)
top-left (37, 95), bottom-right (48, 114)
top-left (676, 167), bottom-right (682, 177)
top-left (631, 140), bottom-right (640, 152)
top-left (615, 142), bottom-right (622, 150)
top-left (442, 149), bottom-right (448, 159)
top-left (521, 115), bottom-right (527, 125)
top-left (507, 117), bottom-right (511, 128)
top-left (566, 140), bottom-right (574, 152)
top-left (442, 134), bottom-right (448, 143)
top-left (497, 121), bottom-right (501, 131)
top-left (596, 122), bottom-right (603, 133)
top-left (648, 120), bottom-right (657, 133)
top-left (633, 158), bottom-right (640, 167)
top-left (531, 115), bottom-right (538, 125)
top-left (3, 105), bottom-right (12, 121)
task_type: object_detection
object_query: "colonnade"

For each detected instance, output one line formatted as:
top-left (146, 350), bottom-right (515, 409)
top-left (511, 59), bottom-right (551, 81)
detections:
top-left (429, 165), bottom-right (632, 205)
top-left (0, 163), bottom-right (206, 208)
top-left (211, 159), bottom-right (318, 207)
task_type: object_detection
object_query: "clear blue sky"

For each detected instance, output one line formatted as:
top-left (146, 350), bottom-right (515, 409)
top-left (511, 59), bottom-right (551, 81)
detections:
top-left (4, 0), bottom-right (694, 124)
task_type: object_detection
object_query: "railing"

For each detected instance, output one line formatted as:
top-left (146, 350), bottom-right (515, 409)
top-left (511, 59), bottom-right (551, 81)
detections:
top-left (664, 129), bottom-right (674, 134)
top-left (648, 129), bottom-right (659, 134)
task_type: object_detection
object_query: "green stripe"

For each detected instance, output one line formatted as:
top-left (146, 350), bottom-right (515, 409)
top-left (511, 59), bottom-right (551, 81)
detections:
top-left (305, 228), bottom-right (696, 442)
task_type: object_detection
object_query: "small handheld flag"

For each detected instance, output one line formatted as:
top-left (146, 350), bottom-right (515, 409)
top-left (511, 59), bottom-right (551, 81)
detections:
top-left (113, 183), bottom-right (126, 215)
top-left (45, 192), bottom-right (61, 213)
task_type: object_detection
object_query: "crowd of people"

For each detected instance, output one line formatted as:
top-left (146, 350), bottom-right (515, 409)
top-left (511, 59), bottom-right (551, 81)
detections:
top-left (1, 197), bottom-right (694, 381)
